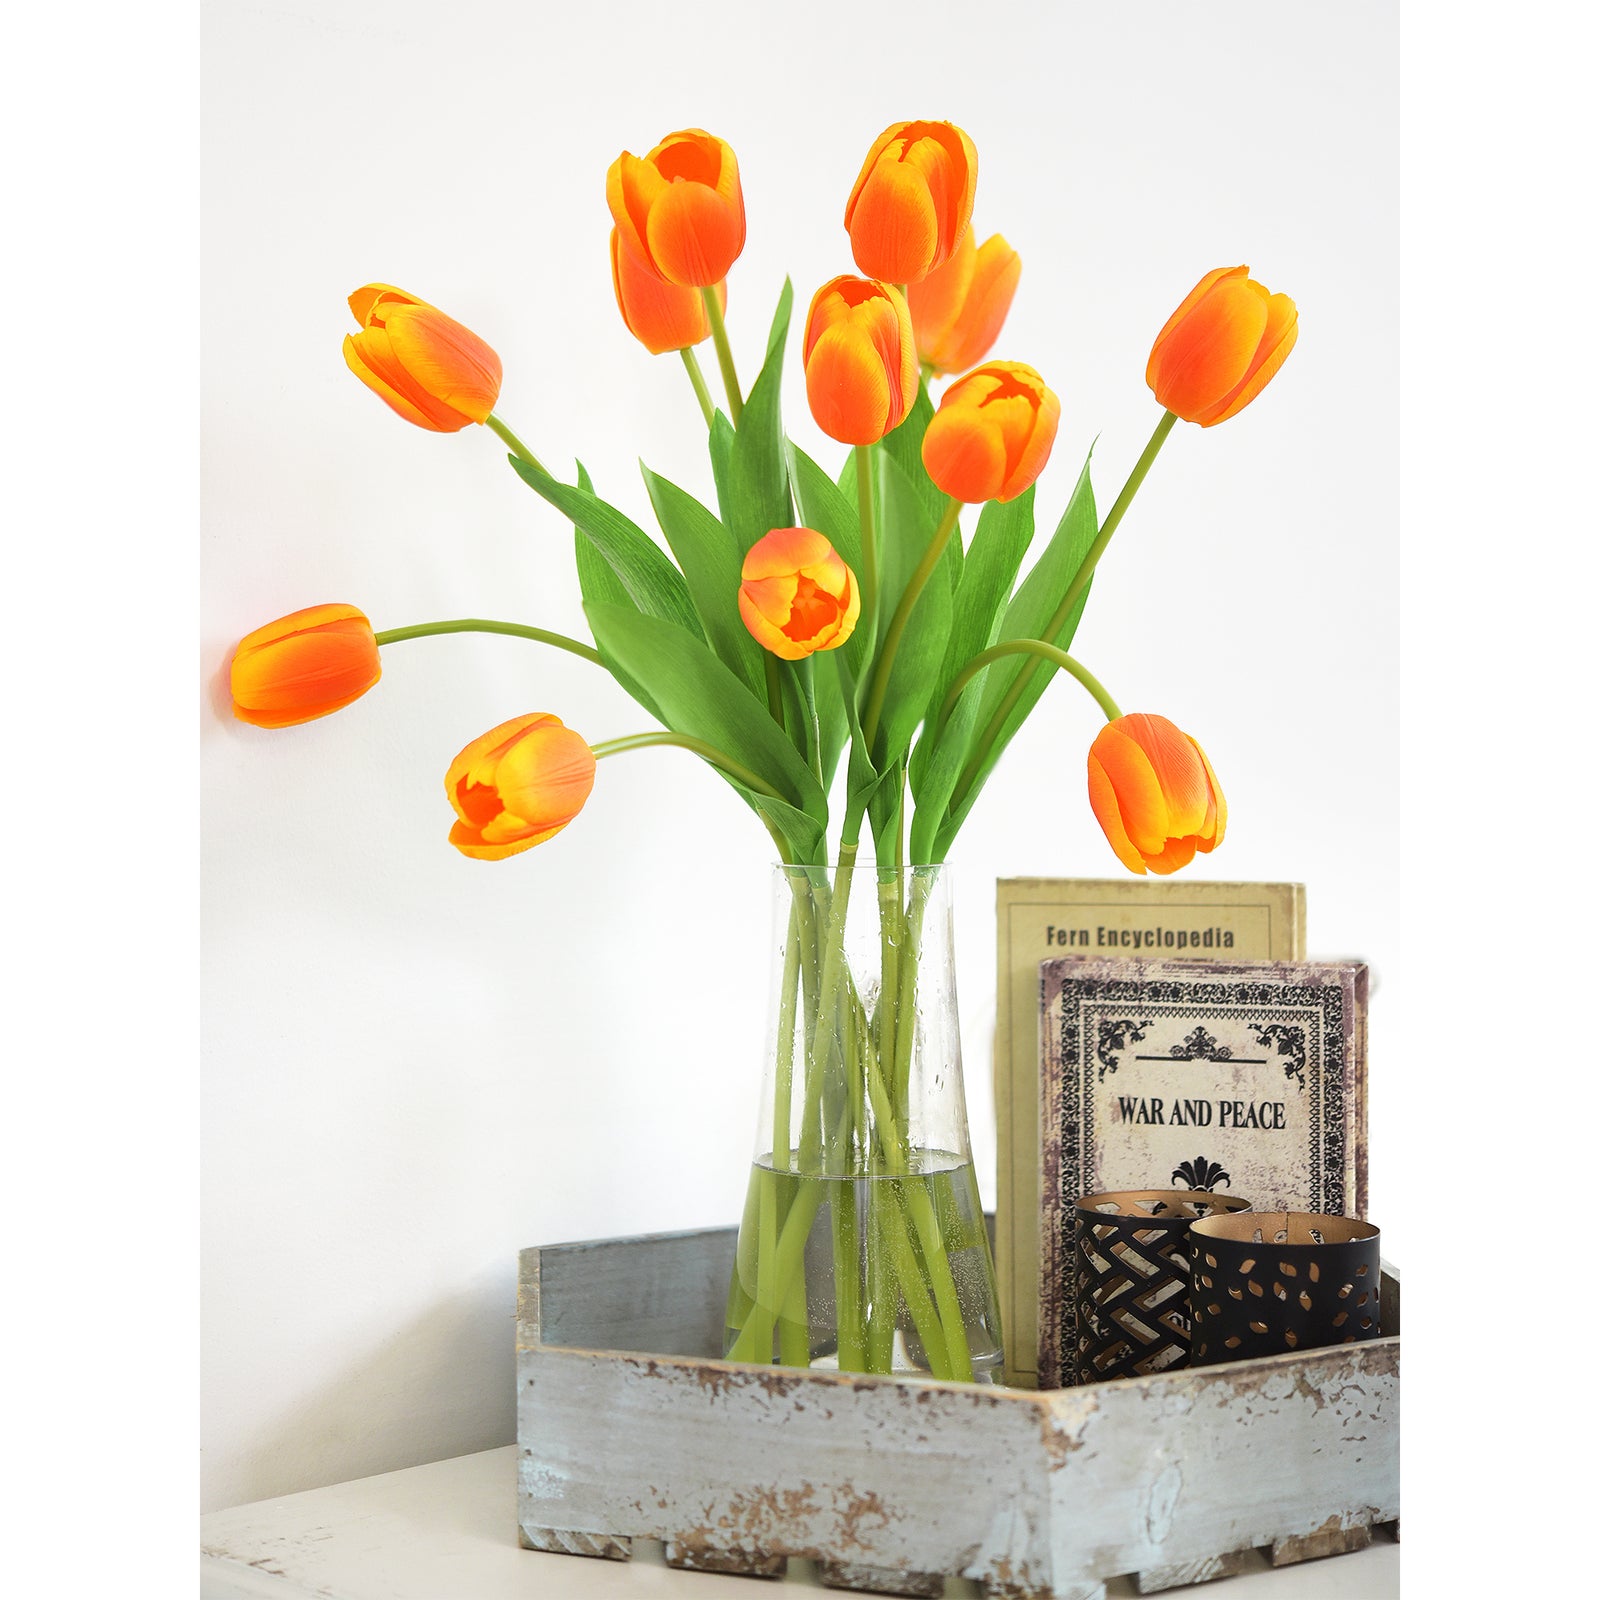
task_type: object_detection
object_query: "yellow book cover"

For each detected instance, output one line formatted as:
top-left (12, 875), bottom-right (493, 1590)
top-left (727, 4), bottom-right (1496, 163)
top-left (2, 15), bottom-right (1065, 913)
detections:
top-left (994, 878), bottom-right (1305, 1386)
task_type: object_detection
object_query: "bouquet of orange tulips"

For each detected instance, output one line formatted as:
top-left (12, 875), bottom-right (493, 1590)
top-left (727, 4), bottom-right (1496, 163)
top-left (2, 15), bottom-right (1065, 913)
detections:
top-left (230, 121), bottom-right (1295, 1381)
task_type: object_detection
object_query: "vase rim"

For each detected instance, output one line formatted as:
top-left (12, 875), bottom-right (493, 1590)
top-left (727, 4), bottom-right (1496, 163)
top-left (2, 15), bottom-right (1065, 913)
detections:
top-left (773, 859), bottom-right (949, 873)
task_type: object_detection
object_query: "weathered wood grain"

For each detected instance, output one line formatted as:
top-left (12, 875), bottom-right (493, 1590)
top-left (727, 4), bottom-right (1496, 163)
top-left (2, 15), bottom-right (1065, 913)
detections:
top-left (517, 1227), bottom-right (1398, 1598)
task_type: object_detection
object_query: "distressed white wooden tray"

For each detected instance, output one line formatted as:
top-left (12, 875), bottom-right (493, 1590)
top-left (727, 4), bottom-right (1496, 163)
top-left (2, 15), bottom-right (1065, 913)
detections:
top-left (517, 1227), bottom-right (1398, 1599)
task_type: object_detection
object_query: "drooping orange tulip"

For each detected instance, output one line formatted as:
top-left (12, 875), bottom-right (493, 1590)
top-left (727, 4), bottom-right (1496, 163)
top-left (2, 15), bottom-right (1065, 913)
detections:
top-left (803, 277), bottom-right (918, 446)
top-left (1146, 266), bottom-right (1298, 426)
top-left (921, 360), bottom-right (1059, 503)
top-left (445, 713), bottom-right (597, 861)
top-left (738, 528), bottom-right (861, 661)
top-left (610, 229), bottom-right (725, 354)
top-left (909, 229), bottom-right (1021, 377)
top-left (606, 129), bottom-right (746, 289)
top-left (845, 120), bottom-right (978, 286)
top-left (342, 284), bottom-right (502, 433)
top-left (230, 604), bottom-right (382, 729)
top-left (1087, 713), bottom-right (1227, 876)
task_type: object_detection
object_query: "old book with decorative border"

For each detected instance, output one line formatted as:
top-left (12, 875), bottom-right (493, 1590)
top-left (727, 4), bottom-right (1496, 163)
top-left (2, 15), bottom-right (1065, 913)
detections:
top-left (1036, 956), bottom-right (1368, 1389)
top-left (994, 879), bottom-right (1304, 1387)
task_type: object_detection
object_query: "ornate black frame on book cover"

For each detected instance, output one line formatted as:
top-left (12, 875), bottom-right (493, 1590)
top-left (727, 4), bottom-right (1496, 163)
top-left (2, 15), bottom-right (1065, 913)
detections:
top-left (1036, 957), bottom-right (1368, 1390)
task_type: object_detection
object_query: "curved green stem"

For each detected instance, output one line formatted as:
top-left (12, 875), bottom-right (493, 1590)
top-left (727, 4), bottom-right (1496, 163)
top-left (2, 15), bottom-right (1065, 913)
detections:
top-left (680, 346), bottom-right (715, 427)
top-left (372, 618), bottom-right (603, 665)
top-left (592, 732), bottom-right (786, 801)
top-left (855, 447), bottom-right (878, 637)
top-left (932, 640), bottom-right (1123, 743)
top-left (485, 413), bottom-right (549, 475)
top-left (701, 289), bottom-right (743, 425)
top-left (862, 497), bottom-right (960, 749)
top-left (949, 408), bottom-right (1175, 810)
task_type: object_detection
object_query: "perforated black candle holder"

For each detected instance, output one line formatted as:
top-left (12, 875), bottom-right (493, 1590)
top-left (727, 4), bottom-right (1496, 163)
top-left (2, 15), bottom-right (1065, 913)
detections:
top-left (1187, 1210), bottom-right (1382, 1366)
top-left (1071, 1190), bottom-right (1253, 1386)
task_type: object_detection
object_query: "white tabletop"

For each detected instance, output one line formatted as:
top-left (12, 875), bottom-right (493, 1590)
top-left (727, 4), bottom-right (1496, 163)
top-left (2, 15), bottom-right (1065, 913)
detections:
top-left (200, 1446), bottom-right (1398, 1599)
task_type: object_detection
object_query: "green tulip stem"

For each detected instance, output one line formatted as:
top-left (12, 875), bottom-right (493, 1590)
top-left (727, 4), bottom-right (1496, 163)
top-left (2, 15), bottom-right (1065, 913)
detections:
top-left (373, 618), bottom-right (602, 666)
top-left (701, 290), bottom-right (743, 425)
top-left (931, 640), bottom-right (1123, 746)
top-left (485, 413), bottom-right (549, 476)
top-left (949, 408), bottom-right (1176, 811)
top-left (862, 496), bottom-right (961, 750)
top-left (679, 347), bottom-right (716, 428)
top-left (855, 446), bottom-right (878, 637)
top-left (591, 732), bottom-right (786, 802)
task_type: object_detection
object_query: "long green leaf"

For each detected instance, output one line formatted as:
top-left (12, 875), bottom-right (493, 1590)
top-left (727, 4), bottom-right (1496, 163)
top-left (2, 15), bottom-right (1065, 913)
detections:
top-left (640, 464), bottom-right (764, 697)
top-left (931, 450), bottom-right (1098, 858)
top-left (788, 443), bottom-right (868, 683)
top-left (507, 455), bottom-right (703, 641)
top-left (879, 380), bottom-right (947, 545)
top-left (584, 601), bottom-right (827, 859)
top-left (908, 488), bottom-right (1037, 856)
top-left (711, 280), bottom-right (795, 554)
top-left (569, 462), bottom-right (664, 723)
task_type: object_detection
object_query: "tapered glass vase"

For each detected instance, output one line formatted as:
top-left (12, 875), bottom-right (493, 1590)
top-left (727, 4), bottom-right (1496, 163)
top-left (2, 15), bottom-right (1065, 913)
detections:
top-left (723, 862), bottom-right (1004, 1383)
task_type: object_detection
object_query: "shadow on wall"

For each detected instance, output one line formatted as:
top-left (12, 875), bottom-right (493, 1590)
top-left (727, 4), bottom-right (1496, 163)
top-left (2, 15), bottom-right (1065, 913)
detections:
top-left (213, 1276), bottom-right (515, 1512)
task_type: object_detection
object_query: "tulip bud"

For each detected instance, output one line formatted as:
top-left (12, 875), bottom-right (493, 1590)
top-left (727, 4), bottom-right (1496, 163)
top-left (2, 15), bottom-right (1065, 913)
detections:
top-left (445, 713), bottom-right (597, 860)
top-left (738, 528), bottom-right (861, 660)
top-left (845, 120), bottom-right (978, 285)
top-left (342, 284), bottom-right (502, 433)
top-left (909, 229), bottom-right (1021, 377)
top-left (230, 604), bottom-right (381, 729)
top-left (1147, 265), bottom-right (1298, 426)
top-left (610, 229), bottom-right (725, 355)
top-left (922, 360), bottom-right (1059, 504)
top-left (1087, 713), bottom-right (1227, 876)
top-left (803, 276), bottom-right (918, 446)
top-left (606, 129), bottom-right (746, 289)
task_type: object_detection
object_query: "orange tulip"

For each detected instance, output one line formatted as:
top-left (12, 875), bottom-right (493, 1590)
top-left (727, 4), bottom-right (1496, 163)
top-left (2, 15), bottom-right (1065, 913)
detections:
top-left (803, 276), bottom-right (918, 446)
top-left (1087, 714), bottom-right (1227, 876)
top-left (921, 360), bottom-right (1059, 503)
top-left (445, 713), bottom-right (596, 861)
top-left (1146, 265), bottom-right (1298, 426)
top-left (343, 284), bottom-right (502, 433)
top-left (909, 229), bottom-right (1021, 377)
top-left (230, 604), bottom-right (381, 729)
top-left (845, 120), bottom-right (977, 285)
top-left (738, 528), bottom-right (861, 661)
top-left (606, 129), bottom-right (746, 289)
top-left (611, 229), bottom-right (725, 355)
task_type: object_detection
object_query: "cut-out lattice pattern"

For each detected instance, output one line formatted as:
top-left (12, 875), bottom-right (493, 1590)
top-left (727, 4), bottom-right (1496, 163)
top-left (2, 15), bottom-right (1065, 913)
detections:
top-left (1070, 1190), bottom-right (1252, 1387)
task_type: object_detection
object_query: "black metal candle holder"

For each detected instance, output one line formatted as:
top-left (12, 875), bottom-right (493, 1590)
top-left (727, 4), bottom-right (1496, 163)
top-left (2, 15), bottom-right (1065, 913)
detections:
top-left (1071, 1190), bottom-right (1253, 1385)
top-left (1187, 1210), bottom-right (1382, 1366)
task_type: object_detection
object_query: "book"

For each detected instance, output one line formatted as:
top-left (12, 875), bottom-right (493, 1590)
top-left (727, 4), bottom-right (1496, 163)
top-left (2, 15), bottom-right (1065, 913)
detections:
top-left (1036, 956), bottom-right (1368, 1389)
top-left (994, 878), bottom-right (1304, 1387)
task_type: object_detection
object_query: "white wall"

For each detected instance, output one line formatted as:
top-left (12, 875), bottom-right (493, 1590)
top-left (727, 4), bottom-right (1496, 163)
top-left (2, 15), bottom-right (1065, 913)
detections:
top-left (201, 0), bottom-right (1398, 1511)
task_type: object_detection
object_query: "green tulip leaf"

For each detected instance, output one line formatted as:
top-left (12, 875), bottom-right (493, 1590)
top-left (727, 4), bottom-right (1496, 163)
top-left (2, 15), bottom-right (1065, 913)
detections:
top-left (508, 455), bottom-right (702, 641)
top-left (639, 463), bottom-right (765, 698)
top-left (930, 449), bottom-right (1098, 858)
top-left (584, 601), bottom-right (828, 858)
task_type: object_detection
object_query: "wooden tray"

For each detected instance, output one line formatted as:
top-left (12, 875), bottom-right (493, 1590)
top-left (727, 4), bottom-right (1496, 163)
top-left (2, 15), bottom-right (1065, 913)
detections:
top-left (516, 1227), bottom-right (1398, 1598)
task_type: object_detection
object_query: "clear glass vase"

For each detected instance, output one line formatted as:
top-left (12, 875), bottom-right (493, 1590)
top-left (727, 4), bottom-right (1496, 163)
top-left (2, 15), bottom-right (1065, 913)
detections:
top-left (723, 862), bottom-right (1004, 1383)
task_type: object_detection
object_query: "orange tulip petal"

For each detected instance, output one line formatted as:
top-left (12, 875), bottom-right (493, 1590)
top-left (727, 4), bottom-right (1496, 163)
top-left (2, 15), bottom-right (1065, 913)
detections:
top-left (1145, 266), bottom-right (1246, 384)
top-left (1088, 753), bottom-right (1149, 875)
top-left (1189, 734), bottom-right (1228, 847)
top-left (923, 402), bottom-right (1007, 503)
top-left (342, 332), bottom-right (461, 432)
top-left (1143, 836), bottom-right (1200, 876)
top-left (1196, 294), bottom-right (1299, 426)
top-left (1148, 276), bottom-right (1268, 423)
top-left (231, 604), bottom-right (381, 728)
top-left (448, 818), bottom-right (566, 860)
top-left (1121, 713), bottom-right (1212, 838)
top-left (909, 227), bottom-right (976, 356)
top-left (806, 322), bottom-right (892, 446)
top-left (348, 283), bottom-right (426, 325)
top-left (849, 158), bottom-right (940, 284)
top-left (741, 528), bottom-right (835, 582)
top-left (382, 304), bottom-right (501, 425)
top-left (927, 235), bottom-right (1020, 375)
top-left (1089, 724), bottom-right (1174, 856)
top-left (611, 229), bottom-right (711, 353)
top-left (496, 726), bottom-right (597, 828)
